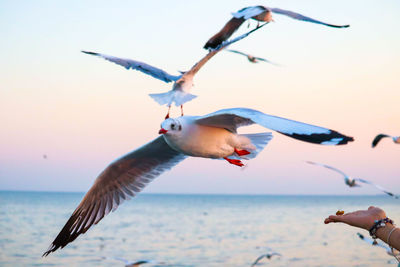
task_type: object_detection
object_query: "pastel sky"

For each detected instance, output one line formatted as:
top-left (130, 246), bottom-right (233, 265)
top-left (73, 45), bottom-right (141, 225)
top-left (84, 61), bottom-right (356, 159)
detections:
top-left (1, 0), bottom-right (399, 195)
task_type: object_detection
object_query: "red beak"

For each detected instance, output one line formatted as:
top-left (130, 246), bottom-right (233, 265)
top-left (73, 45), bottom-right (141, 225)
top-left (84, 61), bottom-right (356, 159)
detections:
top-left (158, 128), bottom-right (168, 134)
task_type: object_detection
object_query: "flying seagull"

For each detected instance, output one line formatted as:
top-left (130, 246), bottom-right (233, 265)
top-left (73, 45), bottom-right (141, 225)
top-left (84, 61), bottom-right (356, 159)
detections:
top-left (307, 161), bottom-right (398, 198)
top-left (372, 134), bottom-right (400, 148)
top-left (204, 5), bottom-right (349, 49)
top-left (251, 252), bottom-right (281, 266)
top-left (102, 257), bottom-right (159, 267)
top-left (43, 108), bottom-right (353, 256)
top-left (82, 23), bottom-right (267, 119)
top-left (226, 49), bottom-right (279, 65)
top-left (357, 233), bottom-right (399, 257)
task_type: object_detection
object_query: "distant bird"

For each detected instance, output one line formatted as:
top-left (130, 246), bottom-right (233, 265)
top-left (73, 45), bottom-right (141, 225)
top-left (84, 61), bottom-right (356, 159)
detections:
top-left (43, 107), bottom-right (353, 256)
top-left (251, 252), bottom-right (281, 266)
top-left (43, 154), bottom-right (47, 159)
top-left (103, 257), bottom-right (156, 267)
top-left (372, 134), bottom-right (400, 148)
top-left (82, 23), bottom-right (267, 119)
top-left (204, 5), bottom-right (349, 49)
top-left (357, 233), bottom-right (399, 257)
top-left (226, 49), bottom-right (279, 65)
top-left (307, 161), bottom-right (399, 198)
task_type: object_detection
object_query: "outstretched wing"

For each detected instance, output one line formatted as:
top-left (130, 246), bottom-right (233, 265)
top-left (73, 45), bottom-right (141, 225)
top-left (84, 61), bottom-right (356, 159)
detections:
top-left (203, 17), bottom-right (245, 49)
top-left (251, 254), bottom-right (267, 267)
top-left (185, 23), bottom-right (267, 79)
top-left (270, 8), bottom-right (350, 28)
top-left (306, 161), bottom-right (348, 178)
top-left (232, 6), bottom-right (267, 20)
top-left (82, 51), bottom-right (181, 83)
top-left (372, 134), bottom-right (390, 148)
top-left (356, 178), bottom-right (398, 199)
top-left (226, 49), bottom-right (248, 57)
top-left (43, 136), bottom-right (186, 256)
top-left (195, 108), bottom-right (354, 145)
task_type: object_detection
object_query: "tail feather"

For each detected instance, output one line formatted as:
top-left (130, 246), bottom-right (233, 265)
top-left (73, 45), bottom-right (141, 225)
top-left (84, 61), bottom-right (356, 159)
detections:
top-left (230, 132), bottom-right (273, 160)
top-left (149, 90), bottom-right (197, 107)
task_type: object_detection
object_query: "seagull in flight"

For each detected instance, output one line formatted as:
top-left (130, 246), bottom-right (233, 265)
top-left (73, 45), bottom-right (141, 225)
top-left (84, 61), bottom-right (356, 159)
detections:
top-left (82, 23), bottom-right (267, 119)
top-left (102, 257), bottom-right (156, 267)
top-left (251, 252), bottom-right (281, 266)
top-left (43, 108), bottom-right (353, 256)
top-left (307, 161), bottom-right (398, 198)
top-left (372, 134), bottom-right (400, 148)
top-left (357, 233), bottom-right (399, 257)
top-left (226, 49), bottom-right (279, 65)
top-left (204, 5), bottom-right (349, 49)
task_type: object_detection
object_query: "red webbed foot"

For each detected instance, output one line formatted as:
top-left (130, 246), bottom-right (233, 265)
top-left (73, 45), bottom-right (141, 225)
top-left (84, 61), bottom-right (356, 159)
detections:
top-left (223, 157), bottom-right (244, 167)
top-left (234, 148), bottom-right (251, 156)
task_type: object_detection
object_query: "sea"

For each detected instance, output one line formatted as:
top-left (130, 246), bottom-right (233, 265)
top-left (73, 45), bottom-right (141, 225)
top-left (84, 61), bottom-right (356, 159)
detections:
top-left (0, 191), bottom-right (399, 267)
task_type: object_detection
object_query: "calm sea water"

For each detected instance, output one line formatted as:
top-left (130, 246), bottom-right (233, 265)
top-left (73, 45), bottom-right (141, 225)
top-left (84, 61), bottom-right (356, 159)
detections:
top-left (0, 191), bottom-right (399, 267)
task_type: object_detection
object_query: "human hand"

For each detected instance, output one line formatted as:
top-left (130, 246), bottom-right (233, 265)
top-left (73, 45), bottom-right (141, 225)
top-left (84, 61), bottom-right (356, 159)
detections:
top-left (324, 206), bottom-right (387, 231)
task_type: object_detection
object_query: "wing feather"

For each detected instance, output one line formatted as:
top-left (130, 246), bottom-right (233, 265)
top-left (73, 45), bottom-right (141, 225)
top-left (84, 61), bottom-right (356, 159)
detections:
top-left (43, 136), bottom-right (186, 256)
top-left (270, 8), bottom-right (349, 28)
top-left (81, 51), bottom-right (181, 83)
top-left (195, 108), bottom-right (353, 145)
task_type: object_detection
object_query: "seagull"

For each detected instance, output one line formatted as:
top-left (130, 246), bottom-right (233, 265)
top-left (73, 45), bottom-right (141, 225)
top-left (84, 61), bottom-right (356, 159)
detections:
top-left (372, 134), bottom-right (400, 148)
top-left (306, 161), bottom-right (360, 187)
top-left (204, 5), bottom-right (349, 49)
top-left (251, 252), bottom-right (281, 266)
top-left (102, 257), bottom-right (155, 267)
top-left (306, 161), bottom-right (399, 198)
top-left (226, 49), bottom-right (279, 65)
top-left (357, 233), bottom-right (399, 257)
top-left (82, 23), bottom-right (267, 119)
top-left (43, 107), bottom-right (353, 256)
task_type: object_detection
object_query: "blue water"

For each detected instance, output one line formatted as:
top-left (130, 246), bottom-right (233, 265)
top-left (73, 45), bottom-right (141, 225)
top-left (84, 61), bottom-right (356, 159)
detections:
top-left (1, 191), bottom-right (398, 266)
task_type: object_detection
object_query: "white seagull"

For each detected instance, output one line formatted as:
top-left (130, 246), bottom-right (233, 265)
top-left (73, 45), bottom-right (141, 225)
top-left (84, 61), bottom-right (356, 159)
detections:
top-left (43, 108), bottom-right (353, 256)
top-left (102, 257), bottom-right (156, 267)
top-left (251, 252), bottom-right (281, 266)
top-left (226, 49), bottom-right (279, 65)
top-left (82, 23), bottom-right (267, 119)
top-left (372, 134), bottom-right (400, 148)
top-left (306, 161), bottom-right (399, 198)
top-left (204, 5), bottom-right (349, 49)
top-left (357, 233), bottom-right (399, 257)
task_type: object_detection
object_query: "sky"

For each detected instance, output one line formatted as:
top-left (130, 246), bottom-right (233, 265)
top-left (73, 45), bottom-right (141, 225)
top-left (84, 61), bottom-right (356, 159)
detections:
top-left (0, 0), bottom-right (399, 195)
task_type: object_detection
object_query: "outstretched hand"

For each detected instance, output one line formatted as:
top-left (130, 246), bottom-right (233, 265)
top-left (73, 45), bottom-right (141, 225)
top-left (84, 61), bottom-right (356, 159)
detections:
top-left (324, 206), bottom-right (387, 231)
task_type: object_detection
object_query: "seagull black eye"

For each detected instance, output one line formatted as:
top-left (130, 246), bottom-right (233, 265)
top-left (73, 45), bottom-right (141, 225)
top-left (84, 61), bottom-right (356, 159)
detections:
top-left (171, 124), bottom-right (175, 129)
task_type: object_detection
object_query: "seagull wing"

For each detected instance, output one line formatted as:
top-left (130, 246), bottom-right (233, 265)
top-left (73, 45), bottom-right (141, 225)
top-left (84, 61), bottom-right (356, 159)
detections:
top-left (203, 17), bottom-right (246, 49)
top-left (195, 108), bottom-right (353, 145)
top-left (232, 6), bottom-right (267, 20)
top-left (82, 51), bottom-right (181, 83)
top-left (251, 254), bottom-right (266, 267)
top-left (306, 161), bottom-right (348, 178)
top-left (270, 8), bottom-right (350, 28)
top-left (226, 49), bottom-right (248, 57)
top-left (372, 134), bottom-right (390, 148)
top-left (183, 23), bottom-right (267, 79)
top-left (356, 178), bottom-right (398, 199)
top-left (43, 136), bottom-right (186, 256)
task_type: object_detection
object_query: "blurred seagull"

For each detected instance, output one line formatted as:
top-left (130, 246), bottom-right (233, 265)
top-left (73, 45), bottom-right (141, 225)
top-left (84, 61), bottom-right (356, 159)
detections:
top-left (372, 134), bottom-right (400, 148)
top-left (307, 161), bottom-right (399, 198)
top-left (43, 108), bottom-right (353, 256)
top-left (306, 161), bottom-right (360, 187)
top-left (103, 257), bottom-right (155, 267)
top-left (357, 233), bottom-right (399, 257)
top-left (251, 252), bottom-right (281, 266)
top-left (226, 49), bottom-right (279, 65)
top-left (204, 5), bottom-right (349, 49)
top-left (82, 23), bottom-right (267, 119)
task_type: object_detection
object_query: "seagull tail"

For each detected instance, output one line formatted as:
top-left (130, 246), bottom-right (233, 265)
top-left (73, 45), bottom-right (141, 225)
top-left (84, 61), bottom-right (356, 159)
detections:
top-left (149, 90), bottom-right (197, 107)
top-left (238, 132), bottom-right (273, 160)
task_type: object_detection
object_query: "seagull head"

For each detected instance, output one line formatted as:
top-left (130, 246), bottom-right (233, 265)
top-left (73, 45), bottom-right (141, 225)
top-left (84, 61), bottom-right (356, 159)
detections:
top-left (159, 118), bottom-right (182, 135)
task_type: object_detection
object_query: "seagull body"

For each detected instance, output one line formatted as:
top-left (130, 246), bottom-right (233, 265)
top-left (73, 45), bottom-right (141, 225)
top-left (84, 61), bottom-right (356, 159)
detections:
top-left (307, 161), bottom-right (398, 198)
top-left (204, 5), bottom-right (349, 49)
top-left (226, 49), bottom-right (278, 65)
top-left (82, 23), bottom-right (266, 119)
top-left (372, 134), bottom-right (400, 148)
top-left (43, 108), bottom-right (353, 256)
top-left (251, 252), bottom-right (282, 266)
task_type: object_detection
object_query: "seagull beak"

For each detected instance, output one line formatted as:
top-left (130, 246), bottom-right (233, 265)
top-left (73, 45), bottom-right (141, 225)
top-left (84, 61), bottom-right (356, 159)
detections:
top-left (158, 128), bottom-right (168, 134)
